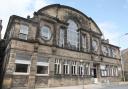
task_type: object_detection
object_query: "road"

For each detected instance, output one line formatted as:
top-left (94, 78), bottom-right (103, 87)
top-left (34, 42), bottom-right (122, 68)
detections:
top-left (36, 83), bottom-right (128, 89)
top-left (101, 84), bottom-right (128, 89)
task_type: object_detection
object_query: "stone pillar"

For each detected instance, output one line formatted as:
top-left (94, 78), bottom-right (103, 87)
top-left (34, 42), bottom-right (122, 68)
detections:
top-left (28, 52), bottom-right (37, 89)
top-left (49, 57), bottom-right (55, 76)
top-left (2, 49), bottom-right (16, 89)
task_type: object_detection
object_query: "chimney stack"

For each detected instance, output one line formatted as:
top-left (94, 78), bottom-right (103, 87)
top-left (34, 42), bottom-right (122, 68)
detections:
top-left (0, 20), bottom-right (2, 39)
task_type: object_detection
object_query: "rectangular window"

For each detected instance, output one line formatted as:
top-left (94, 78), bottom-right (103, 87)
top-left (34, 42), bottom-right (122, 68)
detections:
top-left (36, 56), bottom-right (49, 75)
top-left (63, 60), bottom-right (70, 75)
top-left (15, 64), bottom-right (28, 72)
top-left (14, 53), bottom-right (31, 74)
top-left (112, 49), bottom-right (116, 58)
top-left (54, 59), bottom-right (61, 74)
top-left (100, 65), bottom-right (107, 77)
top-left (81, 34), bottom-right (87, 52)
top-left (84, 63), bottom-right (90, 75)
top-left (19, 25), bottom-right (29, 40)
top-left (79, 63), bottom-right (84, 75)
top-left (71, 61), bottom-right (77, 75)
top-left (59, 29), bottom-right (65, 47)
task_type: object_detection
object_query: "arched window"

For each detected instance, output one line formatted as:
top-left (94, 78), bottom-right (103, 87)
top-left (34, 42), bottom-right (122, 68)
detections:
top-left (67, 20), bottom-right (78, 49)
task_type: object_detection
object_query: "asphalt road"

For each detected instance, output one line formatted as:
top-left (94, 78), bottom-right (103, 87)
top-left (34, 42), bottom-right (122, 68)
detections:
top-left (102, 84), bottom-right (128, 89)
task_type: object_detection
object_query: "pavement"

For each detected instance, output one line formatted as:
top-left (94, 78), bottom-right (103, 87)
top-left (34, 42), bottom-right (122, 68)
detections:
top-left (36, 82), bottom-right (128, 89)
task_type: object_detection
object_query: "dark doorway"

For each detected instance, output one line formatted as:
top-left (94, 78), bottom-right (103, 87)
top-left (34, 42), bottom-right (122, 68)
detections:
top-left (93, 64), bottom-right (97, 78)
top-left (93, 68), bottom-right (97, 78)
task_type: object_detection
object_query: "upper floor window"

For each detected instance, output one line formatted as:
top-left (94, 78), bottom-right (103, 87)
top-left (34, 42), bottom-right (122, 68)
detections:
top-left (14, 53), bottom-right (31, 74)
top-left (36, 56), bottom-right (49, 76)
top-left (102, 46), bottom-right (108, 56)
top-left (108, 47), bottom-right (111, 57)
top-left (19, 25), bottom-right (29, 40)
top-left (112, 48), bottom-right (116, 58)
top-left (92, 40), bottom-right (98, 52)
top-left (67, 20), bottom-right (78, 50)
top-left (40, 26), bottom-right (52, 40)
top-left (81, 34), bottom-right (87, 52)
top-left (59, 28), bottom-right (65, 47)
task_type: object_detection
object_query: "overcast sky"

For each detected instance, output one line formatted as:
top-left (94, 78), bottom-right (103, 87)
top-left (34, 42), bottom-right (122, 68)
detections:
top-left (0, 0), bottom-right (128, 50)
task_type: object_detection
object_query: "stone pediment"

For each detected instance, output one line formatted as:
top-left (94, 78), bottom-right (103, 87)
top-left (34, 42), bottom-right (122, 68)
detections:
top-left (36, 4), bottom-right (102, 35)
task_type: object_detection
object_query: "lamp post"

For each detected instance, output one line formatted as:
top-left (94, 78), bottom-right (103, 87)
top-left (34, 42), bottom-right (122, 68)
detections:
top-left (80, 59), bottom-right (84, 89)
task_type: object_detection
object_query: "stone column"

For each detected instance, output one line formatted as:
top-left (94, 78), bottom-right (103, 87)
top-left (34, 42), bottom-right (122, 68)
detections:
top-left (2, 49), bottom-right (16, 89)
top-left (28, 52), bottom-right (37, 89)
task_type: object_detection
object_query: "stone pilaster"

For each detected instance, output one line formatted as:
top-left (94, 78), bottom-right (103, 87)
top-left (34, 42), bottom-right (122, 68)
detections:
top-left (2, 49), bottom-right (16, 89)
top-left (28, 52), bottom-right (37, 89)
top-left (49, 57), bottom-right (55, 76)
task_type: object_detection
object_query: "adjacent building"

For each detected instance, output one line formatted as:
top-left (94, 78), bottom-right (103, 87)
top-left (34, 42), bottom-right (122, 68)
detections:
top-left (0, 20), bottom-right (6, 89)
top-left (1, 4), bottom-right (122, 89)
top-left (121, 48), bottom-right (128, 81)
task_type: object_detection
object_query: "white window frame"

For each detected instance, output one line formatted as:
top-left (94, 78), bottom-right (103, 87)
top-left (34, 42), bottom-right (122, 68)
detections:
top-left (63, 60), bottom-right (70, 75)
top-left (79, 63), bottom-right (84, 75)
top-left (36, 56), bottom-right (49, 76)
top-left (71, 61), bottom-right (77, 75)
top-left (14, 53), bottom-right (31, 75)
top-left (54, 59), bottom-right (61, 74)
top-left (19, 25), bottom-right (29, 40)
top-left (85, 63), bottom-right (90, 75)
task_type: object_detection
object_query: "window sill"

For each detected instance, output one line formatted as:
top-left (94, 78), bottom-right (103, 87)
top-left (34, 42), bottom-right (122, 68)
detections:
top-left (13, 72), bottom-right (29, 75)
top-left (36, 74), bottom-right (49, 76)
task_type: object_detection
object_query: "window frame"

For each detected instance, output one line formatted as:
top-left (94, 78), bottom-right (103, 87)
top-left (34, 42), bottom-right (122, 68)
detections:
top-left (36, 56), bottom-right (49, 76)
top-left (67, 20), bottom-right (79, 50)
top-left (14, 53), bottom-right (31, 75)
top-left (40, 25), bottom-right (52, 41)
top-left (71, 61), bottom-right (77, 75)
top-left (63, 60), bottom-right (70, 75)
top-left (19, 24), bottom-right (29, 40)
top-left (54, 59), bottom-right (61, 74)
top-left (81, 34), bottom-right (87, 52)
top-left (59, 28), bottom-right (65, 47)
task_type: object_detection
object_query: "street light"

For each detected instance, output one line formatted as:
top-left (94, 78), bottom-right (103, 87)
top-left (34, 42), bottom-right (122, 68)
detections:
top-left (80, 59), bottom-right (84, 89)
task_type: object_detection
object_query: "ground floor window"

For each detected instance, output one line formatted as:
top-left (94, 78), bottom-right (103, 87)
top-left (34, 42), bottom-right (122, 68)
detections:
top-left (63, 60), bottom-right (70, 75)
top-left (15, 64), bottom-right (28, 73)
top-left (36, 56), bottom-right (49, 75)
top-left (84, 63), bottom-right (90, 75)
top-left (78, 63), bottom-right (84, 76)
top-left (71, 61), bottom-right (77, 75)
top-left (100, 65), bottom-right (119, 77)
top-left (54, 59), bottom-right (61, 74)
top-left (14, 53), bottom-right (31, 74)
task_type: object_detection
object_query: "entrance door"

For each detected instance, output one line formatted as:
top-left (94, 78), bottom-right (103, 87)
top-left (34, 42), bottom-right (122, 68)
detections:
top-left (93, 68), bottom-right (97, 78)
top-left (92, 63), bottom-right (98, 83)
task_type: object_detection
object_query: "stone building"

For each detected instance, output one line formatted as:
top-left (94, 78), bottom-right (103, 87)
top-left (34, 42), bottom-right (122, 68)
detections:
top-left (1, 4), bottom-right (122, 89)
top-left (121, 48), bottom-right (128, 81)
